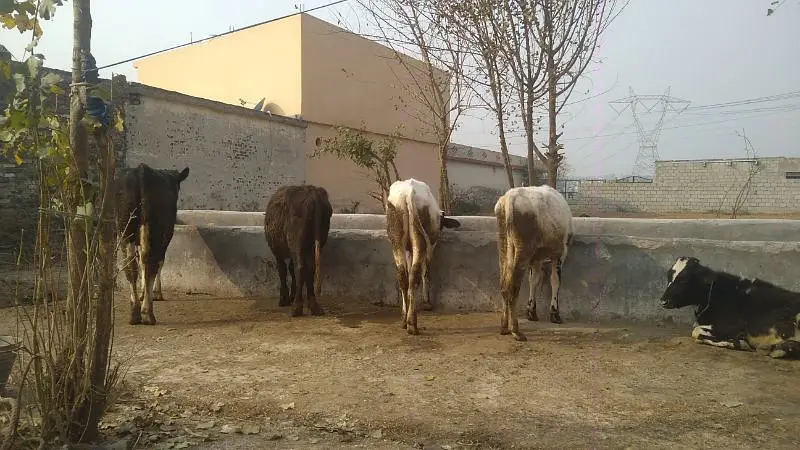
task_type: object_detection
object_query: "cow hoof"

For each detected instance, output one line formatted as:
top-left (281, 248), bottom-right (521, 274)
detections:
top-left (142, 313), bottom-right (157, 325)
top-left (549, 312), bottom-right (563, 324)
top-left (500, 328), bottom-right (511, 335)
top-left (513, 332), bottom-right (528, 342)
top-left (290, 308), bottom-right (304, 317)
top-left (153, 296), bottom-right (165, 302)
top-left (129, 316), bottom-right (142, 326)
top-left (407, 326), bottom-right (419, 335)
top-left (401, 322), bottom-right (407, 329)
top-left (527, 310), bottom-right (539, 322)
top-left (278, 298), bottom-right (291, 307)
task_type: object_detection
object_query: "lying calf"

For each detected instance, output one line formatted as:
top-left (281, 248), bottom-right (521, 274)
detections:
top-left (660, 256), bottom-right (800, 359)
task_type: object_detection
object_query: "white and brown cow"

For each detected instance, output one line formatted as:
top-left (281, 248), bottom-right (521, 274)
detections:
top-left (116, 163), bottom-right (190, 325)
top-left (494, 185), bottom-right (573, 341)
top-left (660, 256), bottom-right (800, 359)
top-left (386, 178), bottom-right (460, 335)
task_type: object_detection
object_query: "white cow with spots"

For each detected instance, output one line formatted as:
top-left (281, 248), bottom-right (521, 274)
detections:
top-left (385, 179), bottom-right (461, 335)
top-left (494, 185), bottom-right (574, 341)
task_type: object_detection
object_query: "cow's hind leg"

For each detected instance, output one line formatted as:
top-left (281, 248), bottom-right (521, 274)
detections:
top-left (306, 255), bottom-right (325, 316)
top-left (153, 262), bottom-right (165, 301)
top-left (391, 247), bottom-right (410, 329)
top-left (123, 243), bottom-right (142, 325)
top-left (500, 253), bottom-right (527, 341)
top-left (527, 266), bottom-right (541, 322)
top-left (548, 258), bottom-right (564, 324)
top-left (421, 260), bottom-right (434, 311)
top-left (769, 340), bottom-right (800, 359)
top-left (139, 225), bottom-right (158, 325)
top-left (277, 257), bottom-right (291, 307)
top-left (290, 253), bottom-right (306, 317)
top-left (406, 250), bottom-right (425, 336)
top-left (507, 265), bottom-right (527, 341)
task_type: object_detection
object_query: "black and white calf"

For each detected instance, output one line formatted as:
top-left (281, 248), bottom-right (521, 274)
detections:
top-left (660, 256), bottom-right (800, 359)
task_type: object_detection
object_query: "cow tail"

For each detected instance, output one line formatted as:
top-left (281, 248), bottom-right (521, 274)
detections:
top-left (313, 201), bottom-right (323, 298)
top-left (137, 167), bottom-right (149, 266)
top-left (407, 192), bottom-right (432, 263)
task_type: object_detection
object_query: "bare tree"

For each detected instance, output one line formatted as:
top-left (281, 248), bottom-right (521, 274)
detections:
top-left (439, 0), bottom-right (518, 189)
top-left (442, 0), bottom-right (626, 187)
top-left (353, 0), bottom-right (472, 213)
top-left (534, 0), bottom-right (625, 186)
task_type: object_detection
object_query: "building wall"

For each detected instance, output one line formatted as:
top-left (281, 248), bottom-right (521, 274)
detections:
top-left (572, 158), bottom-right (800, 215)
top-left (304, 122), bottom-right (440, 213)
top-left (135, 15), bottom-right (303, 117)
top-left (124, 83), bottom-right (307, 211)
top-left (300, 14), bottom-right (445, 144)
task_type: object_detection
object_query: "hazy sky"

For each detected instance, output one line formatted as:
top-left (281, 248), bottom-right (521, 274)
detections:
top-left (4, 0), bottom-right (799, 178)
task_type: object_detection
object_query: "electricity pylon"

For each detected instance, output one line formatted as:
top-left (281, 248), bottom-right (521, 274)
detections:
top-left (610, 87), bottom-right (690, 177)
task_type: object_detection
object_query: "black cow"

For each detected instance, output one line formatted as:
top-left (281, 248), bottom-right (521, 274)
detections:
top-left (660, 256), bottom-right (800, 359)
top-left (264, 184), bottom-right (333, 317)
top-left (116, 163), bottom-right (190, 325)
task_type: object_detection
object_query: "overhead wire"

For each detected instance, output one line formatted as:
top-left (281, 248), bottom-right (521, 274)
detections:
top-left (95, 0), bottom-right (351, 71)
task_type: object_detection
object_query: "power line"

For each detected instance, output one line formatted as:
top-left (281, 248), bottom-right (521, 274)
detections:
top-left (96, 0), bottom-right (351, 71)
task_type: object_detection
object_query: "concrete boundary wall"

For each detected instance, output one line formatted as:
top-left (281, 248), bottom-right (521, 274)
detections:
top-left (159, 220), bottom-right (800, 324)
top-left (177, 211), bottom-right (800, 241)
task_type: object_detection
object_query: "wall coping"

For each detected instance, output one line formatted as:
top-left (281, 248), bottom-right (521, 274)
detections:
top-left (126, 82), bottom-right (308, 129)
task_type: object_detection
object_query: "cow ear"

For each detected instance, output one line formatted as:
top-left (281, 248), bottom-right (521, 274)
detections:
top-left (178, 167), bottom-right (190, 182)
top-left (687, 257), bottom-right (700, 266)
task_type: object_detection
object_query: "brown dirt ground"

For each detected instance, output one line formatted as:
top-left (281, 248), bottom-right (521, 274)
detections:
top-left (3, 294), bottom-right (800, 450)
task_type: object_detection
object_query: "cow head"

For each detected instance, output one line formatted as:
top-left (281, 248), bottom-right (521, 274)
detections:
top-left (659, 256), bottom-right (707, 309)
top-left (440, 212), bottom-right (461, 230)
top-left (164, 167), bottom-right (190, 194)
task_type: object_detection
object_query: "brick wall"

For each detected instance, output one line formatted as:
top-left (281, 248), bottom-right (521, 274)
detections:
top-left (572, 157), bottom-right (800, 215)
top-left (123, 83), bottom-right (306, 211)
top-left (0, 158), bottom-right (39, 262)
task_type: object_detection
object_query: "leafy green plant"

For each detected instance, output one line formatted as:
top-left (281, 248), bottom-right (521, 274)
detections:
top-left (313, 125), bottom-right (401, 209)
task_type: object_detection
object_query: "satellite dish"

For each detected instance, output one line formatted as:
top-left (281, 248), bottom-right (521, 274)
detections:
top-left (263, 102), bottom-right (285, 116)
top-left (253, 97), bottom-right (266, 111)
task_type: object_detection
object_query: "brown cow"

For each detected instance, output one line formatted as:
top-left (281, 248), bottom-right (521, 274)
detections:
top-left (386, 178), bottom-right (460, 335)
top-left (264, 185), bottom-right (333, 317)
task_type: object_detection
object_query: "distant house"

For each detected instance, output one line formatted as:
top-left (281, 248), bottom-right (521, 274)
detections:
top-left (134, 13), bottom-right (525, 212)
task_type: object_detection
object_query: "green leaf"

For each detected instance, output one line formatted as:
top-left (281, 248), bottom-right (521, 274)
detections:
top-left (12, 72), bottom-right (25, 93)
top-left (24, 35), bottom-right (40, 53)
top-left (113, 110), bottom-right (124, 133)
top-left (25, 54), bottom-right (42, 80)
top-left (40, 0), bottom-right (64, 20)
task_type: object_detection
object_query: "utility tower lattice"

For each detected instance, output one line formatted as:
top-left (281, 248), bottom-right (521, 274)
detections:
top-left (610, 87), bottom-right (690, 177)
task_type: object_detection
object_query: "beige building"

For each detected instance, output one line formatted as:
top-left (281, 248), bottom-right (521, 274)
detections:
top-left (135, 13), bottom-right (521, 212)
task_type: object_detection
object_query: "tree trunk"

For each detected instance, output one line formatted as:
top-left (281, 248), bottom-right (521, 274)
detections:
top-left (438, 142), bottom-right (452, 214)
top-left (86, 127), bottom-right (116, 442)
top-left (544, 8), bottom-right (560, 189)
top-left (67, 0), bottom-right (91, 337)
